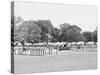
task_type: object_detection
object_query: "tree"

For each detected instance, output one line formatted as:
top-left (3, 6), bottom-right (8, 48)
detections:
top-left (93, 27), bottom-right (97, 42)
top-left (51, 28), bottom-right (60, 42)
top-left (35, 20), bottom-right (54, 42)
top-left (11, 16), bottom-right (23, 43)
top-left (15, 16), bottom-right (23, 25)
top-left (83, 31), bottom-right (93, 42)
top-left (59, 23), bottom-right (72, 42)
top-left (17, 20), bottom-right (41, 43)
top-left (60, 23), bottom-right (71, 32)
top-left (59, 23), bottom-right (83, 42)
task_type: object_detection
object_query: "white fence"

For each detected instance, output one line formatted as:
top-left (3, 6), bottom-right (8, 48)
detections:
top-left (12, 44), bottom-right (97, 56)
top-left (13, 46), bottom-right (59, 56)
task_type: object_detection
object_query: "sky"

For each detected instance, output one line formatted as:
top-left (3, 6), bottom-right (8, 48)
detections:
top-left (14, 1), bottom-right (98, 32)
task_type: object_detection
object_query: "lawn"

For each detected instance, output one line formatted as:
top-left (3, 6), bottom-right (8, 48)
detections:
top-left (14, 52), bottom-right (97, 74)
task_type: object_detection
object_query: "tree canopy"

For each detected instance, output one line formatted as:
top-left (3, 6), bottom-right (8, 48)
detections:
top-left (12, 16), bottom-right (98, 44)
